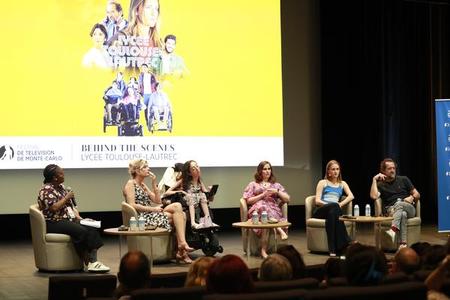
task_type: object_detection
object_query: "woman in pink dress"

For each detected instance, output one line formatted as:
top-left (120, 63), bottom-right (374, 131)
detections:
top-left (243, 161), bottom-right (290, 258)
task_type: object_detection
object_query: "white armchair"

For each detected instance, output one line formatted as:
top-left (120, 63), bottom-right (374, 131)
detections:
top-left (305, 195), bottom-right (353, 253)
top-left (374, 198), bottom-right (421, 251)
top-left (239, 198), bottom-right (288, 256)
top-left (29, 204), bottom-right (83, 271)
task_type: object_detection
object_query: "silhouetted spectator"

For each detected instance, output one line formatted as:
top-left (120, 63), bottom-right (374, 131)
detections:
top-left (345, 245), bottom-right (388, 286)
top-left (259, 254), bottom-right (293, 281)
top-left (185, 256), bottom-right (216, 287)
top-left (422, 245), bottom-right (447, 271)
top-left (114, 251), bottom-right (150, 300)
top-left (206, 254), bottom-right (254, 293)
top-left (391, 247), bottom-right (420, 275)
top-left (322, 257), bottom-right (344, 287)
top-left (277, 245), bottom-right (306, 278)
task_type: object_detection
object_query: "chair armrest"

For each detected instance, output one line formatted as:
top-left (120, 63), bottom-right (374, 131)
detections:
top-left (240, 198), bottom-right (248, 221)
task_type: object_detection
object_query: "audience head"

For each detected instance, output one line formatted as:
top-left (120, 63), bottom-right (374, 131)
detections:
top-left (323, 257), bottom-right (344, 282)
top-left (345, 245), bottom-right (387, 286)
top-left (117, 251), bottom-right (150, 292)
top-left (206, 254), bottom-right (254, 294)
top-left (324, 160), bottom-right (342, 182)
top-left (393, 247), bottom-right (420, 275)
top-left (185, 256), bottom-right (216, 287)
top-left (254, 161), bottom-right (276, 183)
top-left (410, 241), bottom-right (431, 259)
top-left (422, 244), bottom-right (447, 270)
top-left (128, 159), bottom-right (148, 178)
top-left (259, 254), bottom-right (293, 281)
top-left (276, 245), bottom-right (306, 279)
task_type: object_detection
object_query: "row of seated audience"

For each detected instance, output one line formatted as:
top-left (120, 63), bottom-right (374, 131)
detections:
top-left (48, 238), bottom-right (450, 300)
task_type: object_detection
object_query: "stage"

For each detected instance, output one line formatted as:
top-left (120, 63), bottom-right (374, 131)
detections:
top-left (0, 224), bottom-right (447, 300)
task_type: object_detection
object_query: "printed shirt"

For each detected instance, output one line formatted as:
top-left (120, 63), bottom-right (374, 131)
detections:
top-left (37, 183), bottom-right (71, 221)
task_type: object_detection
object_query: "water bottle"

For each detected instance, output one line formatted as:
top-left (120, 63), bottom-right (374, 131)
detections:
top-left (365, 204), bottom-right (371, 217)
top-left (251, 210), bottom-right (259, 225)
top-left (129, 217), bottom-right (138, 231)
top-left (261, 210), bottom-right (268, 224)
top-left (138, 214), bottom-right (145, 231)
top-left (353, 204), bottom-right (359, 217)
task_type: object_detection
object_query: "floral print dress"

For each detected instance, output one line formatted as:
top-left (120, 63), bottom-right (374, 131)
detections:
top-left (134, 182), bottom-right (172, 231)
top-left (243, 181), bottom-right (287, 236)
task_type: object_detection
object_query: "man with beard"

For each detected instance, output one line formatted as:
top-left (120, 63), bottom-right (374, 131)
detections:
top-left (370, 158), bottom-right (420, 250)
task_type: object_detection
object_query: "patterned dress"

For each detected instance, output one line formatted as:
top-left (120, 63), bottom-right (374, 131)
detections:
top-left (243, 181), bottom-right (288, 236)
top-left (184, 183), bottom-right (207, 208)
top-left (134, 182), bottom-right (171, 231)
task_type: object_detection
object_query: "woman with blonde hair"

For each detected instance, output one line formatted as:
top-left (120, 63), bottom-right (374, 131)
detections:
top-left (313, 160), bottom-right (354, 257)
top-left (185, 256), bottom-right (216, 287)
top-left (122, 159), bottom-right (193, 263)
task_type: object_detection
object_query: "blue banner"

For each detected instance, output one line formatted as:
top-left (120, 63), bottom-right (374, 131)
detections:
top-left (435, 99), bottom-right (450, 232)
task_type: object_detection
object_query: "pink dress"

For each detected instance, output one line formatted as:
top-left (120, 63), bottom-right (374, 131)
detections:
top-left (243, 181), bottom-right (287, 236)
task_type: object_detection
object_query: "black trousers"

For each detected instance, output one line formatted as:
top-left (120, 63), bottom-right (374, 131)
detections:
top-left (46, 220), bottom-right (103, 259)
top-left (313, 202), bottom-right (351, 253)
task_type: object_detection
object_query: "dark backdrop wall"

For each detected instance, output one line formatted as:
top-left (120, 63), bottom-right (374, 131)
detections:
top-left (320, 0), bottom-right (450, 223)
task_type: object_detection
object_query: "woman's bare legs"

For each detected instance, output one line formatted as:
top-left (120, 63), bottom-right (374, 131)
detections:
top-left (164, 202), bottom-right (193, 251)
top-left (188, 204), bottom-right (200, 228)
top-left (277, 227), bottom-right (288, 240)
top-left (260, 229), bottom-right (269, 258)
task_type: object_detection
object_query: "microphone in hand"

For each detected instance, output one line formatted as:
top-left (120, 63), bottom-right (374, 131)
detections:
top-left (66, 186), bottom-right (77, 207)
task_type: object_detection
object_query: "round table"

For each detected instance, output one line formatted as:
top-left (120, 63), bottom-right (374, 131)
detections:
top-left (338, 216), bottom-right (394, 249)
top-left (232, 220), bottom-right (291, 259)
top-left (103, 227), bottom-right (169, 269)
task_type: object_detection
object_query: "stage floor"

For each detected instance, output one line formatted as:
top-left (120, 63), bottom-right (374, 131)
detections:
top-left (0, 224), bottom-right (447, 300)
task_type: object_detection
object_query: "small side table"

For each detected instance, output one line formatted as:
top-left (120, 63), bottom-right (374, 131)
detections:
top-left (339, 216), bottom-right (394, 249)
top-left (103, 227), bottom-right (169, 269)
top-left (232, 220), bottom-right (291, 259)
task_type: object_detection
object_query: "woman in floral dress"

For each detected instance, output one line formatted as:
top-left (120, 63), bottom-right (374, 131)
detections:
top-left (243, 161), bottom-right (290, 258)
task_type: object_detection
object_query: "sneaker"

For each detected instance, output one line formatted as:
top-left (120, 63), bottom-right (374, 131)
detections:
top-left (398, 243), bottom-right (408, 251)
top-left (385, 229), bottom-right (396, 245)
top-left (87, 261), bottom-right (110, 273)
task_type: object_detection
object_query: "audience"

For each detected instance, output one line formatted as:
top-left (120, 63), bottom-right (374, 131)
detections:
top-left (391, 247), bottom-right (420, 275)
top-left (422, 245), bottom-right (447, 271)
top-left (185, 257), bottom-right (216, 287)
top-left (345, 245), bottom-right (388, 286)
top-left (321, 257), bottom-right (344, 287)
top-left (114, 251), bottom-right (151, 300)
top-left (425, 254), bottom-right (450, 300)
top-left (206, 254), bottom-right (254, 294)
top-left (276, 245), bottom-right (306, 279)
top-left (259, 254), bottom-right (293, 281)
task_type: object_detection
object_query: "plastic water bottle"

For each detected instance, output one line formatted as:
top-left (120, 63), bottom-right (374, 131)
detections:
top-left (365, 204), bottom-right (371, 217)
top-left (353, 204), bottom-right (359, 217)
top-left (138, 214), bottom-right (145, 231)
top-left (129, 217), bottom-right (138, 231)
top-left (261, 210), bottom-right (268, 224)
top-left (251, 210), bottom-right (259, 224)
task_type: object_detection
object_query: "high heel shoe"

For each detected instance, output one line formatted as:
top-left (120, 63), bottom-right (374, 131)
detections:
top-left (175, 249), bottom-right (193, 264)
top-left (179, 243), bottom-right (194, 252)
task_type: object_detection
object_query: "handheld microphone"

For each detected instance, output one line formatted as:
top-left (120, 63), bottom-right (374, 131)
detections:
top-left (66, 186), bottom-right (77, 207)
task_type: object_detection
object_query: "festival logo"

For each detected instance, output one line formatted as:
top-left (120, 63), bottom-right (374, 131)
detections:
top-left (0, 145), bottom-right (14, 160)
